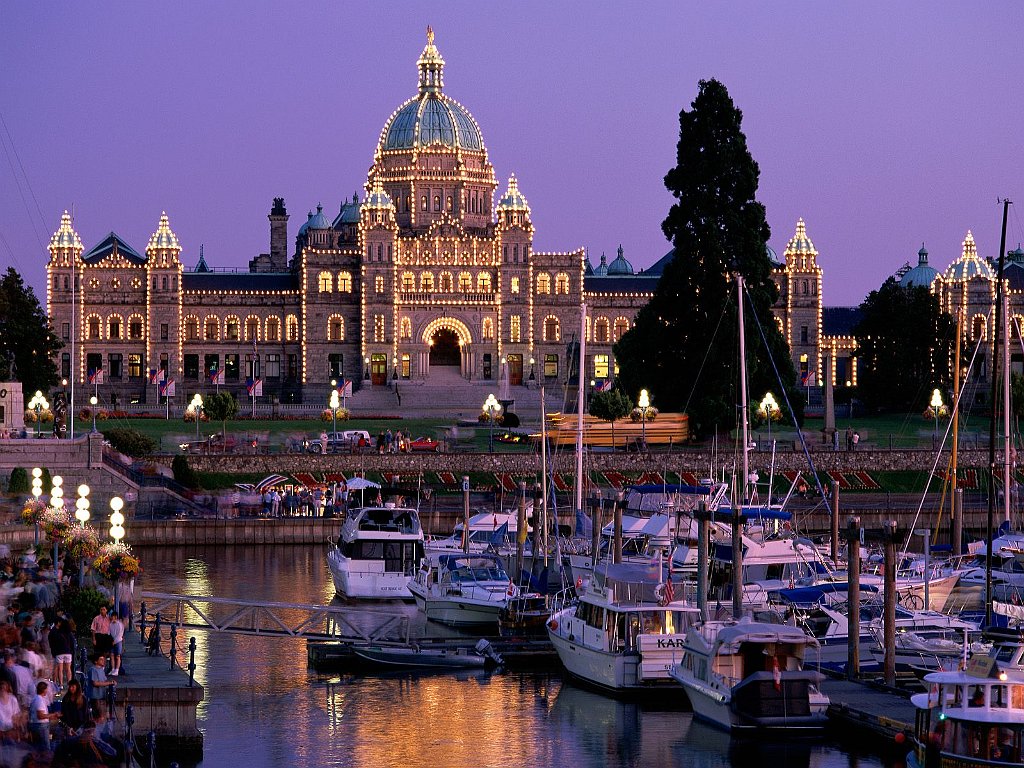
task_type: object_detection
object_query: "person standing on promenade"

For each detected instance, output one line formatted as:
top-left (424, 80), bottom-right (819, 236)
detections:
top-left (107, 613), bottom-right (124, 677)
top-left (90, 606), bottom-right (112, 657)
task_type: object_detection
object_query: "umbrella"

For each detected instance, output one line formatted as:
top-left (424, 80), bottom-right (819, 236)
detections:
top-left (346, 477), bottom-right (381, 490)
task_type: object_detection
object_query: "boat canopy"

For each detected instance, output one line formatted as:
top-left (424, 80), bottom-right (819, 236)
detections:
top-left (775, 583), bottom-right (880, 606)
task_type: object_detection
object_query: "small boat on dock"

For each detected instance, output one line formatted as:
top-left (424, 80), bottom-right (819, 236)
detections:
top-left (668, 618), bottom-right (829, 733)
top-left (327, 503), bottom-right (424, 600)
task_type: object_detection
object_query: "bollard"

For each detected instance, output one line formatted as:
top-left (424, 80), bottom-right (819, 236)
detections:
top-left (169, 623), bottom-right (178, 670)
top-left (139, 601), bottom-right (147, 644)
top-left (188, 636), bottom-right (197, 687)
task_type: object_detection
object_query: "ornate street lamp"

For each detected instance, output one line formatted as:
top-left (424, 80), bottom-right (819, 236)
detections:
top-left (930, 388), bottom-right (943, 438)
top-left (89, 396), bottom-right (98, 433)
top-left (759, 391), bottom-right (779, 447)
top-left (483, 393), bottom-right (502, 452)
top-left (28, 391), bottom-right (49, 438)
top-left (638, 389), bottom-right (651, 451)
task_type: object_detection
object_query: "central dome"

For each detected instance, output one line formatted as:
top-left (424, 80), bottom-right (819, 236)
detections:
top-left (378, 27), bottom-right (484, 153)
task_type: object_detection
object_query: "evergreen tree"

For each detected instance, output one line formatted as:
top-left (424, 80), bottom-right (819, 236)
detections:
top-left (0, 268), bottom-right (62, 401)
top-left (614, 79), bottom-right (800, 437)
top-left (854, 278), bottom-right (953, 411)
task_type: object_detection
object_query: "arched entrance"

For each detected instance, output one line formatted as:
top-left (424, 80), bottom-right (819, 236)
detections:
top-left (429, 328), bottom-right (461, 366)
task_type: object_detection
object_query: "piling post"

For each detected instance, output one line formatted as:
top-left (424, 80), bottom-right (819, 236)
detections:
top-left (516, 482), bottom-right (527, 579)
top-left (831, 480), bottom-right (841, 566)
top-left (883, 519), bottom-right (898, 687)
top-left (461, 476), bottom-right (471, 554)
top-left (696, 501), bottom-right (710, 622)
top-left (613, 492), bottom-right (624, 565)
top-left (952, 488), bottom-right (963, 557)
top-left (846, 515), bottom-right (861, 680)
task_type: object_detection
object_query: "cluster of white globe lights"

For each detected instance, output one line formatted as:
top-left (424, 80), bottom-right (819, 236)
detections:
top-left (30, 467), bottom-right (125, 544)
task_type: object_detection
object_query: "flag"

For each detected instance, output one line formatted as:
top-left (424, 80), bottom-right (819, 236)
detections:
top-left (595, 379), bottom-right (612, 393)
top-left (148, 368), bottom-right (159, 385)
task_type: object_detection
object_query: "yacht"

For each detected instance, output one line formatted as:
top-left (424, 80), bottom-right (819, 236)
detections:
top-left (327, 504), bottom-right (424, 600)
top-left (408, 552), bottom-right (516, 627)
top-left (669, 618), bottom-right (829, 733)
top-left (546, 562), bottom-right (701, 693)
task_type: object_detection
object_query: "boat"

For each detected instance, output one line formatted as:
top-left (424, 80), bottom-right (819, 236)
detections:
top-left (907, 627), bottom-right (1024, 767)
top-left (408, 552), bottom-right (517, 627)
top-left (546, 561), bottom-right (701, 693)
top-left (353, 639), bottom-right (503, 670)
top-left (668, 618), bottom-right (829, 733)
top-left (327, 503), bottom-right (424, 600)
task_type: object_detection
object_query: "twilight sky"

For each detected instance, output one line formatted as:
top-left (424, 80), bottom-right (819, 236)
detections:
top-left (2, 2), bottom-right (1023, 306)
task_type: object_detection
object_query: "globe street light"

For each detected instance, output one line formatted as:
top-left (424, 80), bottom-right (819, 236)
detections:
top-left (483, 393), bottom-right (502, 452)
top-left (329, 388), bottom-right (340, 439)
top-left (89, 396), bottom-right (98, 433)
top-left (930, 388), bottom-right (943, 439)
top-left (28, 391), bottom-right (48, 438)
top-left (760, 391), bottom-right (779, 447)
top-left (638, 389), bottom-right (651, 451)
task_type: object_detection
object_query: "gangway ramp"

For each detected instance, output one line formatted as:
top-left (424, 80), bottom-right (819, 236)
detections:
top-left (139, 591), bottom-right (411, 643)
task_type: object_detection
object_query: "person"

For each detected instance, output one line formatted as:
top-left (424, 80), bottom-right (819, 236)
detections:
top-left (0, 680), bottom-right (21, 743)
top-left (90, 606), bottom-right (112, 657)
top-left (86, 655), bottom-right (114, 703)
top-left (59, 680), bottom-right (89, 734)
top-left (28, 681), bottom-right (58, 751)
top-left (107, 613), bottom-right (124, 677)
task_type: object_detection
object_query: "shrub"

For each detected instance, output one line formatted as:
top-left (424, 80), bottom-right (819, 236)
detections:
top-left (172, 455), bottom-right (200, 489)
top-left (102, 428), bottom-right (158, 458)
top-left (7, 468), bottom-right (29, 495)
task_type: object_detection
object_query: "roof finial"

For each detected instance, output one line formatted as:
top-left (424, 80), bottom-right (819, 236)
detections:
top-left (426, 25), bottom-right (434, 45)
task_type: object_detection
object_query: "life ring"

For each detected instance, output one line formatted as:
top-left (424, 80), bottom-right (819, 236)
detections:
top-left (654, 583), bottom-right (668, 606)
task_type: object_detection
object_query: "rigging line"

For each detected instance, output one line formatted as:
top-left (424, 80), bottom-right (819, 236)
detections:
top-left (0, 125), bottom-right (46, 250)
top-left (681, 293), bottom-right (732, 418)
top-left (903, 335), bottom-right (983, 553)
top-left (0, 112), bottom-right (49, 237)
top-left (742, 286), bottom-right (830, 505)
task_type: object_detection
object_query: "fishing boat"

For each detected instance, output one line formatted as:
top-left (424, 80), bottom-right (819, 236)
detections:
top-left (669, 618), bottom-right (829, 733)
top-left (327, 503), bottom-right (424, 600)
top-left (546, 561), bottom-right (701, 694)
top-left (408, 552), bottom-right (517, 627)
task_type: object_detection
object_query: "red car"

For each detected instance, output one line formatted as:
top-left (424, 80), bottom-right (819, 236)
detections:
top-left (408, 436), bottom-right (441, 453)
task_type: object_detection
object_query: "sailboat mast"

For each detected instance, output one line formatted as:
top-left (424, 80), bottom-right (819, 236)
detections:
top-left (575, 302), bottom-right (587, 525)
top-left (737, 274), bottom-right (751, 504)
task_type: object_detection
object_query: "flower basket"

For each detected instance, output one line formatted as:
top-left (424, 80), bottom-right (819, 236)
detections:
top-left (20, 500), bottom-right (48, 527)
top-left (93, 543), bottom-right (141, 581)
top-left (63, 525), bottom-right (101, 561)
top-left (39, 507), bottom-right (73, 542)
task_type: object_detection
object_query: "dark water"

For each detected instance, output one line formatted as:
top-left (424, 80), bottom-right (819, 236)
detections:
top-left (138, 545), bottom-right (903, 768)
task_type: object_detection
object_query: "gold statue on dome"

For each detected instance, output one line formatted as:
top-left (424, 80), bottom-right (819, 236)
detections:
top-left (427, 25), bottom-right (434, 45)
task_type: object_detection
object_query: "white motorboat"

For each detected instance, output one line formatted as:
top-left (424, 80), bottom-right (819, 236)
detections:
top-left (408, 552), bottom-right (517, 627)
top-left (327, 504), bottom-right (424, 600)
top-left (669, 618), bottom-right (829, 733)
top-left (546, 561), bottom-right (701, 693)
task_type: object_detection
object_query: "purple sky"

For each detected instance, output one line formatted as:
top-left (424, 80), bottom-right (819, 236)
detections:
top-left (2, 3), bottom-right (1023, 306)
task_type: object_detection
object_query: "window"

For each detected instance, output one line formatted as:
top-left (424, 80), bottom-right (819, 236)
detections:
top-left (594, 354), bottom-right (609, 380)
top-left (225, 354), bottom-right (239, 382)
top-left (800, 325), bottom-right (809, 344)
top-left (127, 354), bottom-right (142, 379)
top-left (400, 317), bottom-right (412, 340)
top-left (477, 272), bottom-right (492, 292)
top-left (614, 317), bottom-right (630, 341)
top-left (318, 271), bottom-right (333, 292)
top-left (286, 315), bottom-right (299, 342)
top-left (439, 272), bottom-right (453, 292)
top-left (401, 353), bottom-right (411, 379)
top-left (337, 271), bottom-right (352, 292)
top-left (402, 272), bottom-right (415, 291)
top-left (374, 315), bottom-right (385, 343)
top-left (205, 317), bottom-right (218, 341)
top-left (184, 317), bottom-right (199, 341)
top-left (544, 354), bottom-right (558, 379)
top-left (61, 323), bottom-right (70, 341)
top-left (594, 318), bottom-right (610, 343)
top-left (225, 317), bottom-right (239, 341)
top-left (482, 318), bottom-right (494, 341)
top-left (108, 353), bottom-right (123, 379)
top-left (245, 353), bottom-right (260, 379)
top-left (245, 317), bottom-right (259, 341)
top-left (88, 316), bottom-right (101, 339)
top-left (184, 354), bottom-right (199, 380)
top-left (160, 323), bottom-right (169, 341)
top-left (375, 275), bottom-right (384, 294)
top-left (510, 277), bottom-right (520, 294)
top-left (555, 273), bottom-right (570, 294)
top-left (328, 353), bottom-right (344, 380)
top-left (458, 272), bottom-right (472, 292)
top-left (510, 315), bottom-right (521, 343)
top-left (536, 273), bottom-right (551, 294)
top-left (266, 317), bottom-right (280, 342)
top-left (543, 316), bottom-right (560, 342)
top-left (265, 354), bottom-right (280, 379)
top-left (61, 353), bottom-right (70, 380)
top-left (108, 317), bottom-right (122, 340)
top-left (328, 315), bottom-right (345, 342)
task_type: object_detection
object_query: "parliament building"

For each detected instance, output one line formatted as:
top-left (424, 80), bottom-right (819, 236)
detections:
top-left (45, 30), bottom-right (856, 408)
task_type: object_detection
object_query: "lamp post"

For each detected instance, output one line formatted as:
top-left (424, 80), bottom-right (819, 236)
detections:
top-left (930, 388), bottom-right (943, 439)
top-left (31, 468), bottom-right (42, 546)
top-left (759, 392), bottom-right (779, 447)
top-left (483, 393), bottom-right (502, 452)
top-left (189, 394), bottom-right (204, 441)
top-left (28, 391), bottom-right (48, 438)
top-left (89, 396), bottom-right (98, 433)
top-left (329, 389), bottom-right (340, 438)
top-left (638, 389), bottom-right (651, 450)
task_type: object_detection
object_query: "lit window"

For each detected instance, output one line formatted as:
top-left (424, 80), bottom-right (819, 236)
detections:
top-left (318, 271), bottom-right (333, 292)
top-left (510, 277), bottom-right (520, 294)
top-left (510, 315), bottom-right (521, 343)
top-left (536, 273), bottom-right (551, 294)
top-left (543, 316), bottom-right (560, 342)
top-left (594, 354), bottom-right (609, 379)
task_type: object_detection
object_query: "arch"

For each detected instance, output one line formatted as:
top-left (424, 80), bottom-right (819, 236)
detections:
top-left (265, 316), bottom-right (281, 342)
top-left (327, 314), bottom-right (345, 342)
top-left (107, 313), bottom-right (124, 340)
top-left (204, 315), bottom-right (219, 341)
top-left (421, 316), bottom-right (473, 347)
top-left (86, 313), bottom-right (103, 340)
top-left (244, 315), bottom-right (261, 342)
top-left (400, 316), bottom-right (412, 340)
top-left (482, 317), bottom-right (494, 341)
top-left (458, 271), bottom-right (472, 292)
top-left (420, 272), bottom-right (435, 292)
top-left (594, 317), bottom-right (610, 343)
top-left (337, 271), bottom-right (352, 293)
top-left (439, 271), bottom-right (454, 292)
top-left (555, 272), bottom-right (570, 294)
top-left (401, 271), bottom-right (415, 291)
top-left (318, 271), bottom-right (333, 292)
top-left (543, 315), bottom-right (561, 342)
top-left (613, 316), bottom-right (630, 342)
top-left (285, 314), bottom-right (299, 342)
top-left (477, 272), bottom-right (492, 293)
top-left (126, 313), bottom-right (146, 340)
top-left (224, 315), bottom-right (241, 341)
top-left (536, 273), bottom-right (551, 294)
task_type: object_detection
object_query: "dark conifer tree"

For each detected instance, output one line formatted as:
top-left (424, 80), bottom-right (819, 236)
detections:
top-left (614, 79), bottom-right (800, 437)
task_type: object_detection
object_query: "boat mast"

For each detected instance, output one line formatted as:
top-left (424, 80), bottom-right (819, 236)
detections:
top-left (574, 301), bottom-right (587, 531)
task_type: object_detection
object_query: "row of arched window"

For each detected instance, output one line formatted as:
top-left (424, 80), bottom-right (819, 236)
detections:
top-left (317, 271), bottom-right (354, 293)
top-left (181, 314), bottom-right (299, 343)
